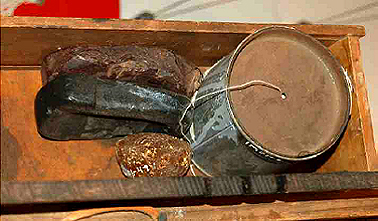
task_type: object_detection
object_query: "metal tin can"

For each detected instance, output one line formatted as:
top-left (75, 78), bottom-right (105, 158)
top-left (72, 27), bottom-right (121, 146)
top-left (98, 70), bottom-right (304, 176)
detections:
top-left (188, 27), bottom-right (352, 176)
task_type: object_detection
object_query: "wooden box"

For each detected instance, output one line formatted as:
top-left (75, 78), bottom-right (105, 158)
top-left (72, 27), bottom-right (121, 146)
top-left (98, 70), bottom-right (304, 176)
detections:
top-left (1, 16), bottom-right (377, 220)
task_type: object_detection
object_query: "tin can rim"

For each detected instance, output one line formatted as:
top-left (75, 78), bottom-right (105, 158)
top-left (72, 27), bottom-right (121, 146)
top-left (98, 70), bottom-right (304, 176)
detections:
top-left (225, 26), bottom-right (352, 162)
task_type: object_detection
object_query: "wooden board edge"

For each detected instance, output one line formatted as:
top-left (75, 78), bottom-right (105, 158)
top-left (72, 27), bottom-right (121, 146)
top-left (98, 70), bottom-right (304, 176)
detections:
top-left (160, 197), bottom-right (378, 220)
top-left (315, 37), bottom-right (369, 172)
top-left (347, 36), bottom-right (378, 171)
top-left (1, 197), bottom-right (378, 220)
top-left (2, 172), bottom-right (378, 205)
top-left (0, 16), bottom-right (365, 37)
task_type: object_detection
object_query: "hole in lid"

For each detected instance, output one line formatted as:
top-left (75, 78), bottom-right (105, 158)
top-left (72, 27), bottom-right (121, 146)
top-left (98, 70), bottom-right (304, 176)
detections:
top-left (281, 92), bottom-right (287, 100)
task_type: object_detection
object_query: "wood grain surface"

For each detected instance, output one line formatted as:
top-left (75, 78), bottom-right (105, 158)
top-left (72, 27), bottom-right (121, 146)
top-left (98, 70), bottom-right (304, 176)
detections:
top-left (1, 16), bottom-right (365, 67)
top-left (348, 37), bottom-right (377, 171)
top-left (0, 16), bottom-right (366, 35)
top-left (161, 197), bottom-right (378, 220)
top-left (2, 172), bottom-right (378, 205)
top-left (2, 196), bottom-right (378, 220)
top-left (318, 37), bottom-right (377, 172)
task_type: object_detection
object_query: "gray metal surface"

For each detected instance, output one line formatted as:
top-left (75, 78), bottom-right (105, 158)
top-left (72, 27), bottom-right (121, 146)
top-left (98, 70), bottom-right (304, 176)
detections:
top-left (189, 27), bottom-right (351, 176)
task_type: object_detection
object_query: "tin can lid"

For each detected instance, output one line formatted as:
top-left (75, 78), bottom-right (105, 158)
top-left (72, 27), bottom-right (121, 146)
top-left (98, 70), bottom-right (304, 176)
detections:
top-left (228, 27), bottom-right (350, 160)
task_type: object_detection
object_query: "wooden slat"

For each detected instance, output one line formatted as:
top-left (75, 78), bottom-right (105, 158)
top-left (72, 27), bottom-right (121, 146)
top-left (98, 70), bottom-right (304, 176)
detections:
top-left (0, 16), bottom-right (365, 67)
top-left (0, 16), bottom-right (366, 35)
top-left (318, 37), bottom-right (377, 172)
top-left (348, 37), bottom-right (378, 171)
top-left (2, 172), bottom-right (378, 205)
top-left (2, 198), bottom-right (378, 220)
top-left (1, 27), bottom-right (240, 67)
top-left (161, 197), bottom-right (378, 220)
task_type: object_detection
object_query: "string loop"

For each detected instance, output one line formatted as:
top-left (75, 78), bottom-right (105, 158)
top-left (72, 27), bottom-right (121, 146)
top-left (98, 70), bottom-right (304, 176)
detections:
top-left (179, 79), bottom-right (283, 142)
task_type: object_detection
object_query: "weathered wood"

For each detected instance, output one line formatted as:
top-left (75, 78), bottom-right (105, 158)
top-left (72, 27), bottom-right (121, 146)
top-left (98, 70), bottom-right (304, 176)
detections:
top-left (2, 198), bottom-right (378, 220)
top-left (161, 197), bottom-right (378, 220)
top-left (0, 16), bottom-right (365, 67)
top-left (318, 36), bottom-right (377, 172)
top-left (2, 172), bottom-right (378, 205)
top-left (1, 209), bottom-right (155, 221)
top-left (0, 16), bottom-right (366, 36)
top-left (348, 37), bottom-right (378, 171)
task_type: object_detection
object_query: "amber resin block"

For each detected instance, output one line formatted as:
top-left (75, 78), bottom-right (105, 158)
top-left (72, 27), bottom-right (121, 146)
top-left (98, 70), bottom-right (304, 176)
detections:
top-left (115, 133), bottom-right (192, 178)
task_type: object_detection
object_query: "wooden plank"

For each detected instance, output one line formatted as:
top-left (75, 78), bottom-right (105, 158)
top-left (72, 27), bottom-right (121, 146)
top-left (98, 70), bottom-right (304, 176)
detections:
top-left (1, 208), bottom-right (156, 221)
top-left (2, 198), bottom-right (378, 220)
top-left (317, 37), bottom-right (368, 172)
top-left (1, 16), bottom-right (365, 67)
top-left (348, 37), bottom-right (378, 171)
top-left (1, 27), bottom-right (239, 67)
top-left (1, 212), bottom-right (154, 221)
top-left (318, 37), bottom-right (377, 172)
top-left (161, 197), bottom-right (378, 220)
top-left (2, 172), bottom-right (378, 205)
top-left (0, 16), bottom-right (366, 35)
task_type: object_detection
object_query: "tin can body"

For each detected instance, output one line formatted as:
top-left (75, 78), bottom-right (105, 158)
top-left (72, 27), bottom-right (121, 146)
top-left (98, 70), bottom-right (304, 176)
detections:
top-left (188, 27), bottom-right (351, 176)
top-left (189, 56), bottom-right (292, 176)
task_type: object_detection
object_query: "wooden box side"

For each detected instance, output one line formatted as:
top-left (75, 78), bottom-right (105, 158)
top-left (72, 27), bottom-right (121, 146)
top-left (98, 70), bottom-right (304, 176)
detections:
top-left (0, 16), bottom-right (366, 67)
top-left (2, 197), bottom-right (378, 220)
top-left (318, 37), bottom-right (377, 172)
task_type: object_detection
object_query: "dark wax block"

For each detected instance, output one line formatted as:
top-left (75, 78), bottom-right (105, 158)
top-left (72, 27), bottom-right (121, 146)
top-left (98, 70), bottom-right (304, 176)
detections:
top-left (35, 73), bottom-right (193, 140)
top-left (42, 46), bottom-right (202, 97)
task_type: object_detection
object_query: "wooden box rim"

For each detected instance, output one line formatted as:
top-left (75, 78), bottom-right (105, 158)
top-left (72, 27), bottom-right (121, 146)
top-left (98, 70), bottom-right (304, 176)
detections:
top-left (1, 16), bottom-right (377, 219)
